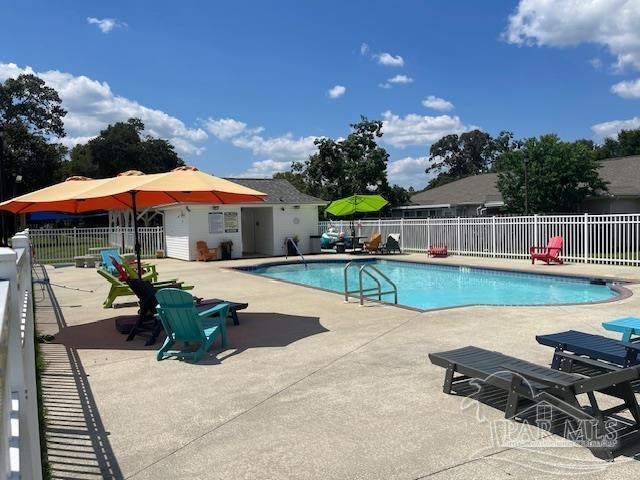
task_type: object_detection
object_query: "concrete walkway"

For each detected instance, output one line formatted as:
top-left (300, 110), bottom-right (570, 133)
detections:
top-left (37, 254), bottom-right (640, 479)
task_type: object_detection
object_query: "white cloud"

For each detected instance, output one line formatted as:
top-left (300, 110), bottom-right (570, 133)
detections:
top-left (504, 0), bottom-right (640, 71)
top-left (360, 43), bottom-right (370, 56)
top-left (388, 74), bottom-right (413, 84)
top-left (375, 52), bottom-right (404, 67)
top-left (591, 116), bottom-right (640, 139)
top-left (0, 62), bottom-right (207, 155)
top-left (202, 115), bottom-right (320, 165)
top-left (387, 156), bottom-right (430, 189)
top-left (422, 95), bottom-right (454, 111)
top-left (234, 159), bottom-right (291, 178)
top-left (231, 132), bottom-right (318, 162)
top-left (381, 111), bottom-right (477, 148)
top-left (87, 17), bottom-right (126, 33)
top-left (327, 85), bottom-right (346, 99)
top-left (379, 74), bottom-right (413, 89)
top-left (204, 118), bottom-right (248, 139)
top-left (611, 78), bottom-right (640, 99)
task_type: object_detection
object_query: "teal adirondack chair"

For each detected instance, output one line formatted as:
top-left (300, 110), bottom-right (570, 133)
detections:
top-left (155, 289), bottom-right (229, 362)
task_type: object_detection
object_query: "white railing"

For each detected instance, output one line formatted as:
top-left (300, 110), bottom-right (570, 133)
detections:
top-left (28, 226), bottom-right (165, 264)
top-left (319, 213), bottom-right (640, 265)
top-left (0, 230), bottom-right (42, 479)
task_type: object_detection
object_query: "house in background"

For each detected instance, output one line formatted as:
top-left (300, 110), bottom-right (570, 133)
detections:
top-left (394, 173), bottom-right (504, 218)
top-left (161, 178), bottom-right (326, 260)
top-left (394, 155), bottom-right (640, 218)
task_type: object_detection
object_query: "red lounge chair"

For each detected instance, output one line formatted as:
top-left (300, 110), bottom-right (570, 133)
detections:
top-left (530, 236), bottom-right (563, 265)
top-left (427, 245), bottom-right (448, 257)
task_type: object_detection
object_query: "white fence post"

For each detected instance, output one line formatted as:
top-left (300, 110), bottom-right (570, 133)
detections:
top-left (583, 213), bottom-right (589, 264)
top-left (534, 214), bottom-right (539, 248)
top-left (426, 218), bottom-right (431, 250)
top-left (400, 217), bottom-right (405, 251)
top-left (456, 217), bottom-right (461, 254)
top-left (492, 216), bottom-right (496, 258)
top-left (0, 231), bottom-right (42, 480)
top-left (10, 232), bottom-right (41, 480)
top-left (0, 247), bottom-right (19, 477)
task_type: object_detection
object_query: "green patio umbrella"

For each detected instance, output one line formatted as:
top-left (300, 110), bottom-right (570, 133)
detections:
top-left (325, 194), bottom-right (388, 216)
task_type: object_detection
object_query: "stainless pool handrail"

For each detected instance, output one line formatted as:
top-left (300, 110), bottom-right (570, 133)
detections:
top-left (343, 261), bottom-right (379, 301)
top-left (285, 237), bottom-right (307, 268)
top-left (343, 261), bottom-right (398, 305)
top-left (358, 264), bottom-right (398, 306)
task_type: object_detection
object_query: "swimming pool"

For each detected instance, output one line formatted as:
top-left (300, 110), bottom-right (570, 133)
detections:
top-left (239, 259), bottom-right (622, 310)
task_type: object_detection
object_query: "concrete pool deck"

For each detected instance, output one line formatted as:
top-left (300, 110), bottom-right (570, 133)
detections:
top-left (36, 253), bottom-right (640, 479)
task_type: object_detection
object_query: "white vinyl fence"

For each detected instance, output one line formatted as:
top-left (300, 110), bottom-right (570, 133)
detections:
top-left (0, 231), bottom-right (42, 479)
top-left (29, 226), bottom-right (165, 264)
top-left (319, 214), bottom-right (640, 265)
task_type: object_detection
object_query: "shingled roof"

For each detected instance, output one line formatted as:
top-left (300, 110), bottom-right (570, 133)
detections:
top-left (597, 155), bottom-right (640, 196)
top-left (225, 178), bottom-right (327, 205)
top-left (408, 155), bottom-right (640, 207)
top-left (409, 173), bottom-right (502, 206)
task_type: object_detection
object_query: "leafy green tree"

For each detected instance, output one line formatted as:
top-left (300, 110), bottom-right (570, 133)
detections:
top-left (286, 116), bottom-right (409, 207)
top-left (0, 74), bottom-right (67, 192)
top-left (496, 134), bottom-right (607, 214)
top-left (594, 129), bottom-right (640, 159)
top-left (0, 74), bottom-right (67, 242)
top-left (64, 118), bottom-right (185, 178)
top-left (425, 130), bottom-right (516, 189)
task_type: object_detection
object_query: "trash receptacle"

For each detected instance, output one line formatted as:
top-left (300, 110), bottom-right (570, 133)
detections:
top-left (309, 235), bottom-right (321, 254)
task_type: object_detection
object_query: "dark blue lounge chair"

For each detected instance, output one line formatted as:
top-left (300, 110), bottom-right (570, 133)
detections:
top-left (429, 345), bottom-right (640, 459)
top-left (536, 330), bottom-right (640, 370)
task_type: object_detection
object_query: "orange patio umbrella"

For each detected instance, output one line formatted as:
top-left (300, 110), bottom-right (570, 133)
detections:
top-left (0, 167), bottom-right (266, 273)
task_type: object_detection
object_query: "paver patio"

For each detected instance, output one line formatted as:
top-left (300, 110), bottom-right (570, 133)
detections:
top-left (36, 254), bottom-right (640, 479)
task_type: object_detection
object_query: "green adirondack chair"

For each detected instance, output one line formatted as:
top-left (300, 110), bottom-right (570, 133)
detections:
top-left (155, 288), bottom-right (229, 362)
top-left (97, 269), bottom-right (192, 308)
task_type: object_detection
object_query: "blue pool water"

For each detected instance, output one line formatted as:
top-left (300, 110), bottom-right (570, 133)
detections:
top-left (241, 260), bottom-right (619, 310)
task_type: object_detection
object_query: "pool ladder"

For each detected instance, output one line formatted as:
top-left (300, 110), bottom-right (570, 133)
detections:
top-left (343, 261), bottom-right (398, 306)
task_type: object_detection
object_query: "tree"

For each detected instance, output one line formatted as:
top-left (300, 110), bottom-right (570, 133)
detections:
top-left (496, 134), bottom-right (607, 214)
top-left (64, 118), bottom-right (185, 178)
top-left (425, 130), bottom-right (516, 189)
top-left (0, 74), bottom-right (67, 191)
top-left (287, 117), bottom-right (409, 207)
top-left (0, 74), bottom-right (67, 241)
top-left (594, 128), bottom-right (640, 159)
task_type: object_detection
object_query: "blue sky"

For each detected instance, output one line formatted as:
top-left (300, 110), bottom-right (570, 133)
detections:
top-left (2, 0), bottom-right (639, 188)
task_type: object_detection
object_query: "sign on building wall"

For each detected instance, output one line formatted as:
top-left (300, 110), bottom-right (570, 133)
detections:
top-left (208, 211), bottom-right (224, 234)
top-left (224, 211), bottom-right (239, 233)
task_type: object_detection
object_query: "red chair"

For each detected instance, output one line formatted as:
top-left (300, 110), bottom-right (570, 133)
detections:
top-left (530, 236), bottom-right (564, 265)
top-left (427, 245), bottom-right (448, 257)
top-left (110, 257), bottom-right (130, 281)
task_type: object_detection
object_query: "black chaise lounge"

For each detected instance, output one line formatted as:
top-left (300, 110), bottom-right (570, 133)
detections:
top-left (195, 298), bottom-right (248, 327)
top-left (429, 345), bottom-right (640, 459)
top-left (537, 330), bottom-right (640, 370)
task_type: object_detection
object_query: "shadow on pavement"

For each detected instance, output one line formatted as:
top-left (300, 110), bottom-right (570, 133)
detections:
top-left (35, 265), bottom-right (124, 479)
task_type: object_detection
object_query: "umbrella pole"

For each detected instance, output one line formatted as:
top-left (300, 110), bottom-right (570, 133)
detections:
top-left (130, 191), bottom-right (142, 277)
